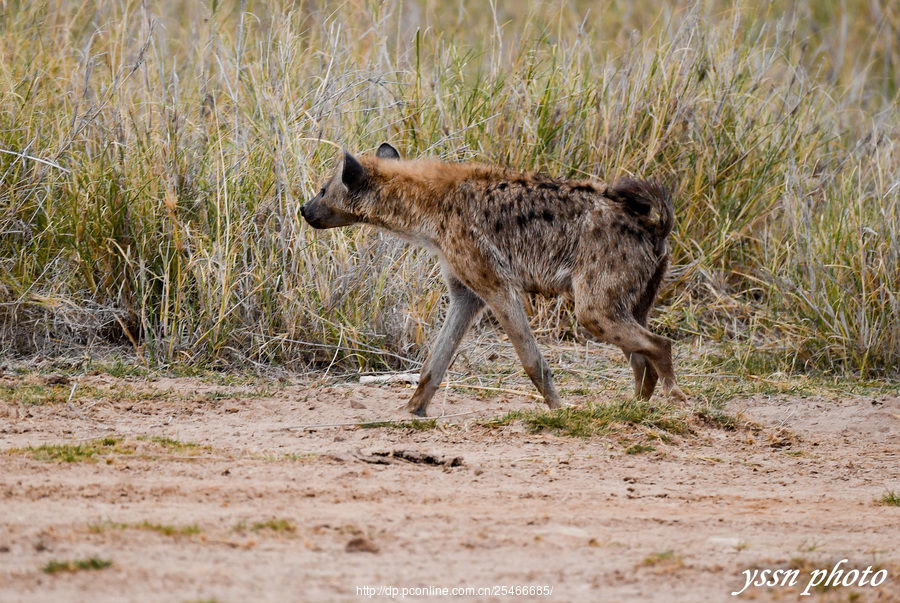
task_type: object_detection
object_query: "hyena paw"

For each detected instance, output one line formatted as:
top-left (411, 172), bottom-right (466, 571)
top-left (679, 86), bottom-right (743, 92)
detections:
top-left (406, 400), bottom-right (429, 417)
top-left (667, 386), bottom-right (688, 405)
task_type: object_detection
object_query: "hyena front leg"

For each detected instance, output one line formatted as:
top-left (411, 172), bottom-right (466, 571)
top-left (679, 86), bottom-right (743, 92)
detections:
top-left (407, 277), bottom-right (485, 416)
top-left (485, 292), bottom-right (563, 410)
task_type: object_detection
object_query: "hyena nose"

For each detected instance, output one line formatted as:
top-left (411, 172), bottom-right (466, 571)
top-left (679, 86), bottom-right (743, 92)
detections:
top-left (299, 203), bottom-right (308, 219)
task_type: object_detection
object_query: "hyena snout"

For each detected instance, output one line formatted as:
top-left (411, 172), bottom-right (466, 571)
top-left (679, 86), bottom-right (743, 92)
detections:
top-left (300, 197), bottom-right (355, 230)
top-left (299, 201), bottom-right (312, 221)
top-left (299, 198), bottom-right (326, 228)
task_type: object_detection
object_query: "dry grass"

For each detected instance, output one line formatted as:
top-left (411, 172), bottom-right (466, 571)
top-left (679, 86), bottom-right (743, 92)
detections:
top-left (1, 0), bottom-right (898, 382)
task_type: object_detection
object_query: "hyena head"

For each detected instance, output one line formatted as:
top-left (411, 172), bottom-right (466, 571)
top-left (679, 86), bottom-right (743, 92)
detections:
top-left (300, 142), bottom-right (401, 229)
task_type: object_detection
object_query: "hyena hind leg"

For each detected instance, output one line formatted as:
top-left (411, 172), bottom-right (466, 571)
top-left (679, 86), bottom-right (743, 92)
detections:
top-left (627, 352), bottom-right (659, 400)
top-left (625, 252), bottom-right (670, 401)
top-left (406, 278), bottom-right (485, 416)
top-left (579, 313), bottom-right (686, 403)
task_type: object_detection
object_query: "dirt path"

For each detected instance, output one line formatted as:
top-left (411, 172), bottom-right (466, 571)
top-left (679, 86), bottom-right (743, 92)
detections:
top-left (1, 373), bottom-right (899, 602)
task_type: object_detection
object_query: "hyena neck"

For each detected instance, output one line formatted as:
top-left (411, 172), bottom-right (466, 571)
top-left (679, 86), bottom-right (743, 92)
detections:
top-left (361, 158), bottom-right (498, 248)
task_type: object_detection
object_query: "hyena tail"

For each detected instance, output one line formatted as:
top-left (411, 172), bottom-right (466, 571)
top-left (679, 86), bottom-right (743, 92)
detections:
top-left (606, 179), bottom-right (675, 241)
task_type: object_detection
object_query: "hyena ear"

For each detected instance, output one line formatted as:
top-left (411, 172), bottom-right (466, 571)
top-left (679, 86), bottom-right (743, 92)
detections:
top-left (340, 151), bottom-right (367, 189)
top-left (376, 143), bottom-right (401, 160)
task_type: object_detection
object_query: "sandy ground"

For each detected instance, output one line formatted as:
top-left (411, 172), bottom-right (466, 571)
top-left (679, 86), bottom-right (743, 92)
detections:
top-left (1, 370), bottom-right (899, 603)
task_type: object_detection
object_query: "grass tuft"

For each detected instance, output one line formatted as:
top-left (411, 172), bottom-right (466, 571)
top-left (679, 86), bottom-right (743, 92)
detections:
top-left (641, 550), bottom-right (685, 573)
top-left (695, 406), bottom-right (746, 432)
top-left (250, 518), bottom-right (296, 533)
top-left (9, 436), bottom-right (212, 462)
top-left (90, 520), bottom-right (201, 536)
top-left (486, 400), bottom-right (690, 438)
top-left (136, 436), bottom-right (212, 455)
top-left (879, 491), bottom-right (900, 507)
top-left (17, 438), bottom-right (133, 463)
top-left (359, 418), bottom-right (438, 431)
top-left (625, 443), bottom-right (657, 455)
top-left (42, 558), bottom-right (113, 574)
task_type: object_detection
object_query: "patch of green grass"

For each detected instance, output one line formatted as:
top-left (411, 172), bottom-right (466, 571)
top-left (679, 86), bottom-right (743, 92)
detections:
top-left (136, 436), bottom-right (211, 455)
top-left (0, 383), bottom-right (65, 406)
top-left (42, 557), bottom-right (113, 574)
top-left (684, 373), bottom-right (813, 405)
top-left (642, 550), bottom-right (683, 568)
top-left (280, 452), bottom-right (318, 461)
top-left (707, 347), bottom-right (806, 380)
top-left (104, 385), bottom-right (171, 403)
top-left (90, 520), bottom-right (201, 536)
top-left (207, 390), bottom-right (238, 400)
top-left (198, 388), bottom-right (270, 402)
top-left (398, 418), bottom-right (438, 431)
top-left (648, 430), bottom-right (673, 445)
top-left (485, 400), bottom-right (689, 438)
top-left (0, 380), bottom-right (169, 406)
top-left (168, 363), bottom-right (264, 386)
top-left (11, 435), bottom-right (214, 463)
top-left (358, 421), bottom-right (395, 429)
top-left (252, 518), bottom-right (296, 533)
top-left (359, 418), bottom-right (438, 430)
top-left (87, 359), bottom-right (149, 378)
top-left (686, 353), bottom-right (899, 402)
top-left (695, 405), bottom-right (748, 432)
top-left (625, 443), bottom-right (656, 455)
top-left (137, 521), bottom-right (201, 536)
top-left (17, 437), bottom-right (134, 463)
top-left (235, 518), bottom-right (294, 533)
top-left (88, 521), bottom-right (128, 533)
top-left (879, 491), bottom-right (900, 507)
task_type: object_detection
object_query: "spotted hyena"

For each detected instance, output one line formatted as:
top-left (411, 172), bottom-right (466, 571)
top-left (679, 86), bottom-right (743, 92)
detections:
top-left (301, 143), bottom-right (686, 415)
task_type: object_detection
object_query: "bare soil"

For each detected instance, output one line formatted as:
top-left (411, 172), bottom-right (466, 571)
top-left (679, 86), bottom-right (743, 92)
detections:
top-left (1, 371), bottom-right (899, 602)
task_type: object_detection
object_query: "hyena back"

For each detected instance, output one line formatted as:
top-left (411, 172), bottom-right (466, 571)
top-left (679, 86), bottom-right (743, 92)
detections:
top-left (301, 143), bottom-right (686, 415)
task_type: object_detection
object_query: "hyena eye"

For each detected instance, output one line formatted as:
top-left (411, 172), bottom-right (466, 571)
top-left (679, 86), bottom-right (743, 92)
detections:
top-left (319, 187), bottom-right (326, 196)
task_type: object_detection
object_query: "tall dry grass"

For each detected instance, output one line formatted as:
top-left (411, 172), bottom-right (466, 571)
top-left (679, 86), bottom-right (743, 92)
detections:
top-left (0, 0), bottom-right (898, 377)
